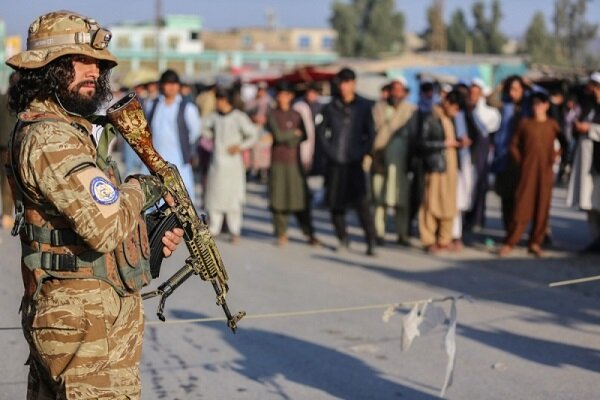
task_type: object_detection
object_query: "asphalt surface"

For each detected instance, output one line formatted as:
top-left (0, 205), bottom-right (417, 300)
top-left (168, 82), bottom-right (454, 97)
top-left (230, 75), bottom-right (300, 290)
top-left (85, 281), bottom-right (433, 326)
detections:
top-left (1, 183), bottom-right (599, 399)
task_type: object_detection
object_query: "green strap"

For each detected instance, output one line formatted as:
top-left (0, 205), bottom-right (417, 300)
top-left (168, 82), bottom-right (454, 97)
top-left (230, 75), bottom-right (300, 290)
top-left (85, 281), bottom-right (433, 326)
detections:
top-left (21, 242), bottom-right (127, 297)
top-left (21, 242), bottom-right (104, 273)
top-left (96, 123), bottom-right (118, 171)
top-left (22, 223), bottom-right (85, 246)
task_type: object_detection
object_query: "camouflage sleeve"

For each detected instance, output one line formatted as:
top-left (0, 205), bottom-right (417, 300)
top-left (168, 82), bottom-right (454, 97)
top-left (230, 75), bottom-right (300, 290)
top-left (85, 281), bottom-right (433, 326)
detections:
top-left (21, 121), bottom-right (145, 253)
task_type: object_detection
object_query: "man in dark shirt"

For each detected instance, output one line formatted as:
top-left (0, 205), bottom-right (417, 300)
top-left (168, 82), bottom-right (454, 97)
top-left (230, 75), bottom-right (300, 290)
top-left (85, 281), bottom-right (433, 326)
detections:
top-left (267, 81), bottom-right (318, 246)
top-left (316, 67), bottom-right (377, 255)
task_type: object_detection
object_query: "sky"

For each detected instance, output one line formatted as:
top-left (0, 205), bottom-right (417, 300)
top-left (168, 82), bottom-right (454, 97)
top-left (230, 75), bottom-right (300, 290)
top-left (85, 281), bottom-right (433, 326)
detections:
top-left (1, 0), bottom-right (599, 40)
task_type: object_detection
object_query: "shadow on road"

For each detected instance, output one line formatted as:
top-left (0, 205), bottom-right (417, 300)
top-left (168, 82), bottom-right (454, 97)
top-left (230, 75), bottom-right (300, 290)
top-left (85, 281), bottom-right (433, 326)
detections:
top-left (170, 309), bottom-right (440, 400)
top-left (459, 325), bottom-right (600, 373)
top-left (312, 253), bottom-right (600, 374)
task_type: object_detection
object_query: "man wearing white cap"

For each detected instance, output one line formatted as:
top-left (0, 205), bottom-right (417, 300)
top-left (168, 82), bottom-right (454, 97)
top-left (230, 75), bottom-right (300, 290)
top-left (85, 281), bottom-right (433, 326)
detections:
top-left (568, 72), bottom-right (600, 251)
top-left (465, 78), bottom-right (501, 231)
top-left (371, 77), bottom-right (416, 245)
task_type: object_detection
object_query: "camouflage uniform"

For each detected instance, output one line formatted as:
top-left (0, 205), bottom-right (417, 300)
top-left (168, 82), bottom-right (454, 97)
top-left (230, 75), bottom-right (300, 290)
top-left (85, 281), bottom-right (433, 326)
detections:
top-left (6, 11), bottom-right (160, 400)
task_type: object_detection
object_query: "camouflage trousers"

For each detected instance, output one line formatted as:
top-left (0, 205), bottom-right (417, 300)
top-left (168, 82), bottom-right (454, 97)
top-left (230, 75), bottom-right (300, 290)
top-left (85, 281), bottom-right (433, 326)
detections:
top-left (21, 278), bottom-right (144, 399)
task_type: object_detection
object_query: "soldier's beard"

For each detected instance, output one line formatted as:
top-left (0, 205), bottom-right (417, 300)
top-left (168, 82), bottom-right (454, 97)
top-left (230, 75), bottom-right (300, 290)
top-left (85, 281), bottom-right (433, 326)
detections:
top-left (56, 80), bottom-right (105, 117)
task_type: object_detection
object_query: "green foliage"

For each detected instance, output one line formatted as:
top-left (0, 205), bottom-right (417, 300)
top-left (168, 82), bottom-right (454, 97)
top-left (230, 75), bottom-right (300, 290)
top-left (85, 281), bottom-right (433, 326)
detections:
top-left (423, 0), bottom-right (446, 51)
top-left (470, 0), bottom-right (506, 54)
top-left (421, 0), bottom-right (506, 54)
top-left (329, 0), bottom-right (405, 58)
top-left (523, 0), bottom-right (598, 68)
top-left (524, 12), bottom-right (554, 64)
top-left (552, 0), bottom-right (598, 67)
top-left (330, 1), bottom-right (359, 57)
top-left (446, 9), bottom-right (469, 53)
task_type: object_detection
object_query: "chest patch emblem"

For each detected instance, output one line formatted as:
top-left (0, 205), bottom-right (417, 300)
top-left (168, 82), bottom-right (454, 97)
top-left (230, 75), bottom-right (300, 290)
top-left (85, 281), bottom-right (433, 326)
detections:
top-left (90, 177), bottom-right (119, 205)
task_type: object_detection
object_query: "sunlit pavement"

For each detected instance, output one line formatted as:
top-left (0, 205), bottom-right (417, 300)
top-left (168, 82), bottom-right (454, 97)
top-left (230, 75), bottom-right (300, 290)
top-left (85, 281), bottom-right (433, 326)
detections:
top-left (1, 182), bottom-right (599, 399)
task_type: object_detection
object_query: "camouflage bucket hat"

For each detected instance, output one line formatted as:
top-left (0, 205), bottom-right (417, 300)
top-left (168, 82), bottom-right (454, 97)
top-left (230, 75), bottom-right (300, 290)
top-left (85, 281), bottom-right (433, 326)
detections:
top-left (6, 10), bottom-right (118, 70)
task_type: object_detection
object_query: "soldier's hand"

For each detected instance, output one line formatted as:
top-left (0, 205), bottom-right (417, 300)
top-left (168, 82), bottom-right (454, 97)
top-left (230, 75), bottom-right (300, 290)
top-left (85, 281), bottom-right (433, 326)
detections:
top-left (164, 193), bottom-right (176, 207)
top-left (162, 228), bottom-right (184, 257)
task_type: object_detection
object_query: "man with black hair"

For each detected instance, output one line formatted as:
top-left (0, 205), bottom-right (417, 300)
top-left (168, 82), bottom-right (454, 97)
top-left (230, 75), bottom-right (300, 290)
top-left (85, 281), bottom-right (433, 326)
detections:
top-left (417, 90), bottom-right (462, 253)
top-left (6, 11), bottom-right (183, 398)
top-left (145, 69), bottom-right (202, 205)
top-left (267, 81), bottom-right (319, 246)
top-left (316, 67), bottom-right (377, 255)
top-left (499, 91), bottom-right (561, 257)
top-left (203, 86), bottom-right (258, 243)
top-left (371, 77), bottom-right (416, 245)
top-left (569, 72), bottom-right (600, 252)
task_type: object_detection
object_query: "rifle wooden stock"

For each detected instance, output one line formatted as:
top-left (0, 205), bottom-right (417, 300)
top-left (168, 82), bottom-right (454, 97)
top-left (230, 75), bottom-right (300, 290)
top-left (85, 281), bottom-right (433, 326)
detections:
top-left (106, 92), bottom-right (245, 333)
top-left (105, 92), bottom-right (168, 174)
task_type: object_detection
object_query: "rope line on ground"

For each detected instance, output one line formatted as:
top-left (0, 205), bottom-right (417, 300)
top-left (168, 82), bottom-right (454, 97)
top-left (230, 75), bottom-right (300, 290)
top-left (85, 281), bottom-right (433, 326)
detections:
top-left (1, 274), bottom-right (599, 331)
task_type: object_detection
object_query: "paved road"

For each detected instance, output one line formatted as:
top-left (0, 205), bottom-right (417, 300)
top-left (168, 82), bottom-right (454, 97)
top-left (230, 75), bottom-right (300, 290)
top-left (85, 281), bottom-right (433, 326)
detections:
top-left (1, 183), bottom-right (599, 399)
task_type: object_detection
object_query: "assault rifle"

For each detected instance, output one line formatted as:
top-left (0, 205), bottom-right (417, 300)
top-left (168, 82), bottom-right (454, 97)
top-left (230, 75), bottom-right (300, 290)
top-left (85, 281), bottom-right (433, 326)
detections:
top-left (106, 92), bottom-right (245, 333)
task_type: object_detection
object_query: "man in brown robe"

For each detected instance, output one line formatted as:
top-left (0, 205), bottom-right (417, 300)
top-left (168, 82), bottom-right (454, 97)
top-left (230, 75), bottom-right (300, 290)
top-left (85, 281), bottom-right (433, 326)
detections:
top-left (499, 92), bottom-right (561, 257)
top-left (418, 91), bottom-right (462, 252)
top-left (267, 81), bottom-right (318, 246)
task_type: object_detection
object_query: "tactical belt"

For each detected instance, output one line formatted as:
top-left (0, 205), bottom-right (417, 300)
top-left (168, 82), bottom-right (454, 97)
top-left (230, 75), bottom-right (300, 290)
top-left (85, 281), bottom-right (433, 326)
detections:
top-left (21, 223), bottom-right (86, 246)
top-left (21, 242), bottom-right (103, 273)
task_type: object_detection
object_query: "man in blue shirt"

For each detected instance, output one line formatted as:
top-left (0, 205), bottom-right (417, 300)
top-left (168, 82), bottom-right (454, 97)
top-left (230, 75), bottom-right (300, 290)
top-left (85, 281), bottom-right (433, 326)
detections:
top-left (145, 69), bottom-right (202, 205)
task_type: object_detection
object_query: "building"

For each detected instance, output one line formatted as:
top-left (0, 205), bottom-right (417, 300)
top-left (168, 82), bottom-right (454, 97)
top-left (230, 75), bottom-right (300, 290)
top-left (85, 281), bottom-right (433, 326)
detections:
top-left (108, 16), bottom-right (338, 86)
top-left (109, 15), bottom-right (206, 84)
top-left (203, 27), bottom-right (336, 54)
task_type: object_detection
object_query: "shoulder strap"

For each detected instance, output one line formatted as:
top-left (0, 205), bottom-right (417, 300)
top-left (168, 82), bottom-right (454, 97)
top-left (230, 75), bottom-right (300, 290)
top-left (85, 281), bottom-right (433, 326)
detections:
top-left (96, 123), bottom-right (118, 171)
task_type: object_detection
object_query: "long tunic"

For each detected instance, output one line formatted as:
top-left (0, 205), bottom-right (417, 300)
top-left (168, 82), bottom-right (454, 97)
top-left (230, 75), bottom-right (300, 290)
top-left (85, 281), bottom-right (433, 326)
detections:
top-left (145, 94), bottom-right (201, 199)
top-left (316, 95), bottom-right (375, 209)
top-left (371, 100), bottom-right (415, 208)
top-left (267, 108), bottom-right (307, 211)
top-left (454, 111), bottom-right (473, 212)
top-left (567, 106), bottom-right (598, 211)
top-left (422, 107), bottom-right (458, 220)
top-left (510, 118), bottom-right (561, 223)
top-left (293, 100), bottom-right (316, 172)
top-left (202, 110), bottom-right (258, 212)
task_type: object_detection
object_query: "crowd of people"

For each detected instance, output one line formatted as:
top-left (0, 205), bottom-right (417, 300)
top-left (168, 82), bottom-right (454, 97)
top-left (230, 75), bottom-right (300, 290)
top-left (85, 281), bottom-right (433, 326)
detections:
top-left (114, 67), bottom-right (600, 258)
top-left (4, 64), bottom-right (600, 258)
top-left (2, 9), bottom-right (598, 399)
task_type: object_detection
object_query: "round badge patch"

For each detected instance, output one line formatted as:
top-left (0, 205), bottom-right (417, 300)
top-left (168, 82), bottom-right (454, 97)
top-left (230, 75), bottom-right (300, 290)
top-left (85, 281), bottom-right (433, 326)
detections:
top-left (90, 177), bottom-right (119, 205)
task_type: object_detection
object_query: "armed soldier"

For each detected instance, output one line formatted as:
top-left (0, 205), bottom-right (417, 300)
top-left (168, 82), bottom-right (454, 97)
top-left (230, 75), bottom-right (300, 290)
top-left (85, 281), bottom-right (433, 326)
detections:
top-left (6, 11), bottom-right (183, 399)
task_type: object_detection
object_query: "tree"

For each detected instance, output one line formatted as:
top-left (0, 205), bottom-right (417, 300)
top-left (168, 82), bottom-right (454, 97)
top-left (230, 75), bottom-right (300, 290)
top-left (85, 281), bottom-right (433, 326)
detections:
top-left (470, 0), bottom-right (506, 54)
top-left (524, 12), bottom-right (554, 64)
top-left (487, 0), bottom-right (506, 54)
top-left (423, 0), bottom-right (447, 51)
top-left (553, 0), bottom-right (598, 67)
top-left (330, 1), bottom-right (359, 57)
top-left (329, 0), bottom-right (405, 58)
top-left (446, 9), bottom-right (469, 52)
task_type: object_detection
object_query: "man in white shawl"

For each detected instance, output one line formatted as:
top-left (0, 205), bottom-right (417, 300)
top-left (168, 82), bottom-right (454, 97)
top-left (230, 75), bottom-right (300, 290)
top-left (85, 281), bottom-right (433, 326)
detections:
top-left (464, 78), bottom-right (500, 233)
top-left (568, 72), bottom-right (600, 252)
